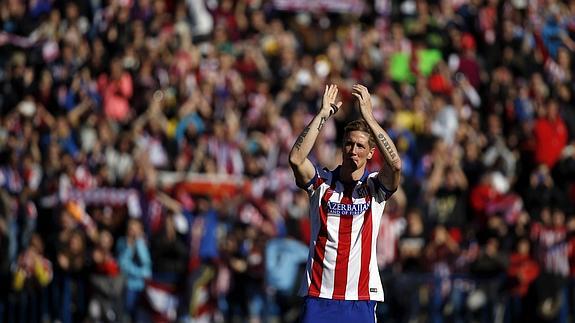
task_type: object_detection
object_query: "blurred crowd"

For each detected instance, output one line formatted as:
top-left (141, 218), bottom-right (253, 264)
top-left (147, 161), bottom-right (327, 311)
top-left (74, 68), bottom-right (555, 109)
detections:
top-left (1, 0), bottom-right (575, 322)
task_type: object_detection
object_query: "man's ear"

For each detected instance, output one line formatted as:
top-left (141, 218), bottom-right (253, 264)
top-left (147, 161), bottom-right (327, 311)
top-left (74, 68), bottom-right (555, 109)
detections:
top-left (367, 147), bottom-right (375, 160)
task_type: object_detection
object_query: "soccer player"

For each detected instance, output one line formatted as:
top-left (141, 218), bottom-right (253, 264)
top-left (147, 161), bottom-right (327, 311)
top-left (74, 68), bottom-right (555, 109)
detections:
top-left (288, 84), bottom-right (401, 323)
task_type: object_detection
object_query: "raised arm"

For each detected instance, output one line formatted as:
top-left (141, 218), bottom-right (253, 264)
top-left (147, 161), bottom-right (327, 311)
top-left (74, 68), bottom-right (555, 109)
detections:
top-left (352, 84), bottom-right (402, 192)
top-left (289, 84), bottom-right (342, 188)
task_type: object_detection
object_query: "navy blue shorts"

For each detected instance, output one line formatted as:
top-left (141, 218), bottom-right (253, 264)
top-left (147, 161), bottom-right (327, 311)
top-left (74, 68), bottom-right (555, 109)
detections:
top-left (300, 296), bottom-right (377, 323)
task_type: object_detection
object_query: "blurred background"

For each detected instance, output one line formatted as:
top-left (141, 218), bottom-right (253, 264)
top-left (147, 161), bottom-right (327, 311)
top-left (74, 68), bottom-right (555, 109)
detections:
top-left (0, 0), bottom-right (575, 322)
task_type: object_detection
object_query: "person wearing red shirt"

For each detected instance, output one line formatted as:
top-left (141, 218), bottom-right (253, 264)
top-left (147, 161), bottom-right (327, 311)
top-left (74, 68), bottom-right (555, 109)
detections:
top-left (506, 238), bottom-right (540, 323)
top-left (533, 98), bottom-right (568, 169)
top-left (289, 84), bottom-right (401, 323)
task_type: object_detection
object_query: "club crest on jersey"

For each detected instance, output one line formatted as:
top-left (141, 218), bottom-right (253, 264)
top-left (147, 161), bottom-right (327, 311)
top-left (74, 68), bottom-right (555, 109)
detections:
top-left (327, 201), bottom-right (371, 216)
top-left (357, 184), bottom-right (369, 198)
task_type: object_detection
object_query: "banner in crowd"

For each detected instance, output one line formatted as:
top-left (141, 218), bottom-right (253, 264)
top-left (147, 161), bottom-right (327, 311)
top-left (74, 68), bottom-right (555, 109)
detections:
top-left (159, 171), bottom-right (247, 199)
top-left (273, 0), bottom-right (365, 13)
top-left (40, 187), bottom-right (142, 218)
top-left (158, 169), bottom-right (295, 200)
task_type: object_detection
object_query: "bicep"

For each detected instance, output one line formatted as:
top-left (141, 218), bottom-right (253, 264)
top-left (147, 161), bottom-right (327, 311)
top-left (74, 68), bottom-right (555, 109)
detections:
top-left (377, 168), bottom-right (400, 193)
top-left (290, 158), bottom-right (316, 189)
top-left (368, 173), bottom-right (397, 202)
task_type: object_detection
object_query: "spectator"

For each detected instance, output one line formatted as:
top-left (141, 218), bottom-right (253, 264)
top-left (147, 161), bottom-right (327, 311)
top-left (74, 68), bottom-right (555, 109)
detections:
top-left (150, 214), bottom-right (188, 285)
top-left (117, 218), bottom-right (151, 322)
top-left (395, 208), bottom-right (427, 322)
top-left (54, 229), bottom-right (88, 323)
top-left (424, 141), bottom-right (468, 229)
top-left (0, 218), bottom-right (10, 323)
top-left (505, 237), bottom-right (540, 323)
top-left (469, 237), bottom-right (508, 323)
top-left (145, 213), bottom-right (188, 321)
top-left (424, 225), bottom-right (460, 323)
top-left (265, 220), bottom-right (308, 323)
top-left (10, 233), bottom-right (52, 323)
top-left (524, 164), bottom-right (564, 218)
top-left (533, 98), bottom-right (569, 169)
top-left (530, 208), bottom-right (570, 323)
top-left (88, 229), bottom-right (123, 323)
top-left (97, 57), bottom-right (133, 122)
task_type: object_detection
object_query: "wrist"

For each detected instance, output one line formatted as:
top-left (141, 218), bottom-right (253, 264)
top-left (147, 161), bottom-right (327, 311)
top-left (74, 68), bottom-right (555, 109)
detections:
top-left (318, 109), bottom-right (332, 118)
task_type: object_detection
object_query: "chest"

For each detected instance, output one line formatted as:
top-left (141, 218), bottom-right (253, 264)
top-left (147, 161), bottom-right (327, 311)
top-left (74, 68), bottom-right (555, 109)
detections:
top-left (321, 183), bottom-right (372, 217)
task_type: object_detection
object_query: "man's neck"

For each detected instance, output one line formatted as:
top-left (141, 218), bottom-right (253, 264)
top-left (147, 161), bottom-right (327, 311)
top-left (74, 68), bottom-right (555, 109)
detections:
top-left (339, 165), bottom-right (365, 183)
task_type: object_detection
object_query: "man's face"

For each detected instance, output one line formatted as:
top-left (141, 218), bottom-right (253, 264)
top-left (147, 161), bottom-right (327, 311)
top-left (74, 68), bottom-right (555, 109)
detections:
top-left (342, 130), bottom-right (375, 170)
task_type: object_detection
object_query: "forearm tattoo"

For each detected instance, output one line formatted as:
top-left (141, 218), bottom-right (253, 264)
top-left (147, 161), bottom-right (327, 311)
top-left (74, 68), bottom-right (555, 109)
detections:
top-left (294, 126), bottom-right (310, 150)
top-left (318, 116), bottom-right (327, 131)
top-left (378, 133), bottom-right (398, 161)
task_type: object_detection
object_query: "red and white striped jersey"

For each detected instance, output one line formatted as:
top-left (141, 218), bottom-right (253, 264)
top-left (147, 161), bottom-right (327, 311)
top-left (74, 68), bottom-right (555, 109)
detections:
top-left (298, 166), bottom-right (394, 301)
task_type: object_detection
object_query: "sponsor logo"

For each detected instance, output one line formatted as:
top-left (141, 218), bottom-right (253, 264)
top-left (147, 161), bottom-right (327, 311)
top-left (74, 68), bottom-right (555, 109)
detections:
top-left (327, 201), bottom-right (371, 216)
top-left (370, 288), bottom-right (378, 293)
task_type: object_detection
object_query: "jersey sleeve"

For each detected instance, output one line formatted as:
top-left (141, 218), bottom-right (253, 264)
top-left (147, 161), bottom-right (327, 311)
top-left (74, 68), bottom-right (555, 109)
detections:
top-left (367, 173), bottom-right (396, 203)
top-left (299, 165), bottom-right (332, 195)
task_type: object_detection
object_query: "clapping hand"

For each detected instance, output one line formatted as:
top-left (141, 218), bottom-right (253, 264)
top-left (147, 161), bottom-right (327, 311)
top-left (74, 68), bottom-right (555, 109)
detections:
top-left (352, 84), bottom-right (374, 121)
top-left (321, 84), bottom-right (342, 117)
